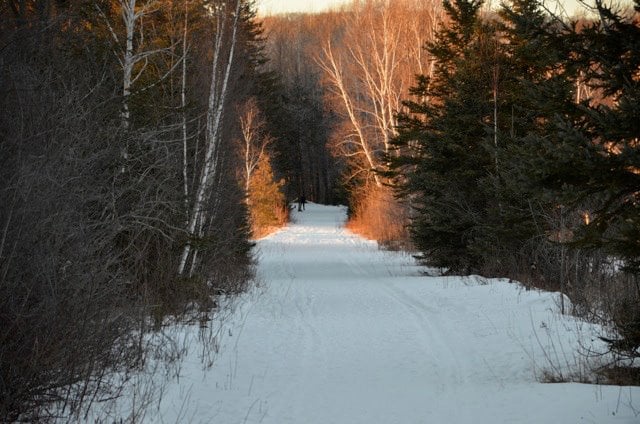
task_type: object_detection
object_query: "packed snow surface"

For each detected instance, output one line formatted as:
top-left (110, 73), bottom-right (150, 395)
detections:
top-left (149, 203), bottom-right (638, 423)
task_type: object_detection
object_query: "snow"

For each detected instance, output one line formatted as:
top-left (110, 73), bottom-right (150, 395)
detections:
top-left (140, 203), bottom-right (638, 423)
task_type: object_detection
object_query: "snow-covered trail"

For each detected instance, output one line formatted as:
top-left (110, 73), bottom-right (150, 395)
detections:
top-left (155, 203), bottom-right (639, 423)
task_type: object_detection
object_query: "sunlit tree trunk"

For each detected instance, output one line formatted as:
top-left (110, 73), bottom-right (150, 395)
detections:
top-left (237, 98), bottom-right (273, 196)
top-left (317, 0), bottom-right (443, 187)
top-left (318, 39), bottom-right (382, 187)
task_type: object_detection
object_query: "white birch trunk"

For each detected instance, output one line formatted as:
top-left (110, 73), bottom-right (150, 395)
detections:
top-left (121, 0), bottom-right (135, 130)
top-left (181, 0), bottom-right (190, 215)
top-left (238, 99), bottom-right (270, 197)
top-left (318, 2), bottom-right (443, 187)
top-left (178, 0), bottom-right (242, 276)
top-left (96, 0), bottom-right (166, 161)
top-left (319, 40), bottom-right (382, 187)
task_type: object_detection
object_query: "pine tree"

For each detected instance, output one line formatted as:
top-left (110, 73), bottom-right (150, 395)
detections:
top-left (391, 0), bottom-right (587, 276)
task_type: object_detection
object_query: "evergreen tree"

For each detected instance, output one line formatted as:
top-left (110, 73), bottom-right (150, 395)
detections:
top-left (392, 0), bottom-right (582, 276)
top-left (471, 0), bottom-right (577, 275)
top-left (391, 0), bottom-right (495, 272)
top-left (533, 0), bottom-right (640, 272)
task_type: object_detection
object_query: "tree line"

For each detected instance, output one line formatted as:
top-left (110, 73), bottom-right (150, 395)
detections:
top-left (266, 0), bottom-right (639, 369)
top-left (389, 0), bottom-right (640, 363)
top-left (0, 0), bottom-right (293, 420)
top-left (261, 0), bottom-right (444, 244)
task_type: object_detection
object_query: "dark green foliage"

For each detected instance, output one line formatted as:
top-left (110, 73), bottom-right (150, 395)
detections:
top-left (393, 0), bottom-right (640, 358)
top-left (544, 0), bottom-right (640, 272)
top-left (474, 0), bottom-right (578, 271)
top-left (501, 0), bottom-right (640, 273)
top-left (391, 0), bottom-right (580, 275)
top-left (391, 0), bottom-right (497, 272)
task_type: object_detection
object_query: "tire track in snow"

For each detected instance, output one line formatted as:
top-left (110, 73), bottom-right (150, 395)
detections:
top-left (348, 248), bottom-right (470, 388)
top-left (139, 203), bottom-right (640, 424)
top-left (308, 222), bottom-right (467, 388)
top-left (381, 280), bottom-right (468, 387)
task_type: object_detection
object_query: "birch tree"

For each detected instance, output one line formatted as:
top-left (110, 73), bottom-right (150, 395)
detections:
top-left (318, 39), bottom-right (382, 187)
top-left (178, 0), bottom-right (243, 276)
top-left (237, 97), bottom-right (273, 196)
top-left (0, 1), bottom-right (260, 418)
top-left (318, 0), bottom-right (443, 186)
top-left (180, 0), bottom-right (191, 213)
top-left (96, 0), bottom-right (180, 130)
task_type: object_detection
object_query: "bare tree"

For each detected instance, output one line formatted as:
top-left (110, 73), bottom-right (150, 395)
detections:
top-left (318, 0), bottom-right (443, 186)
top-left (237, 97), bottom-right (273, 196)
top-left (261, 12), bottom-right (341, 204)
top-left (180, 0), bottom-right (191, 214)
top-left (0, 21), bottom-right (148, 419)
top-left (318, 38), bottom-right (382, 186)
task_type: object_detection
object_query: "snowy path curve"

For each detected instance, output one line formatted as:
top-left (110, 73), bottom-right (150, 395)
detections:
top-left (157, 203), bottom-right (639, 424)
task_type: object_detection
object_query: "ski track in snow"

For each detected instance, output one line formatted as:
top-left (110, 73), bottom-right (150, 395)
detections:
top-left (147, 203), bottom-right (638, 424)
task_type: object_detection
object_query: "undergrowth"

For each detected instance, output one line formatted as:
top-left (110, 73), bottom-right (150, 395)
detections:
top-left (346, 185), bottom-right (412, 250)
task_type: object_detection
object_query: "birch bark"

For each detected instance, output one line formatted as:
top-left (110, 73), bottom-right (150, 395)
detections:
top-left (181, 0), bottom-right (190, 215)
top-left (178, 0), bottom-right (242, 276)
top-left (318, 41), bottom-right (382, 187)
top-left (96, 0), bottom-right (172, 163)
top-left (317, 1), bottom-right (443, 187)
top-left (238, 98), bottom-right (272, 197)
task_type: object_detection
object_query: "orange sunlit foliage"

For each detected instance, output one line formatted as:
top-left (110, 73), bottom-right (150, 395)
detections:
top-left (247, 154), bottom-right (287, 238)
top-left (318, 0), bottom-right (443, 242)
top-left (261, 0), bottom-right (445, 244)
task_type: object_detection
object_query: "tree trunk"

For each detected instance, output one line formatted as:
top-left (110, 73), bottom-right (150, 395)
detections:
top-left (181, 0), bottom-right (190, 215)
top-left (178, 0), bottom-right (242, 276)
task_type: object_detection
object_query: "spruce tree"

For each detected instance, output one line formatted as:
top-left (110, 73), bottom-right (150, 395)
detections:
top-left (534, 0), bottom-right (640, 272)
top-left (472, 0), bottom-right (577, 275)
top-left (391, 0), bottom-right (498, 273)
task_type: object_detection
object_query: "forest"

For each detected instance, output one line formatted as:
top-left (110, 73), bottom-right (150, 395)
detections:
top-left (1, 0), bottom-right (639, 421)
top-left (263, 0), bottom-right (640, 376)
